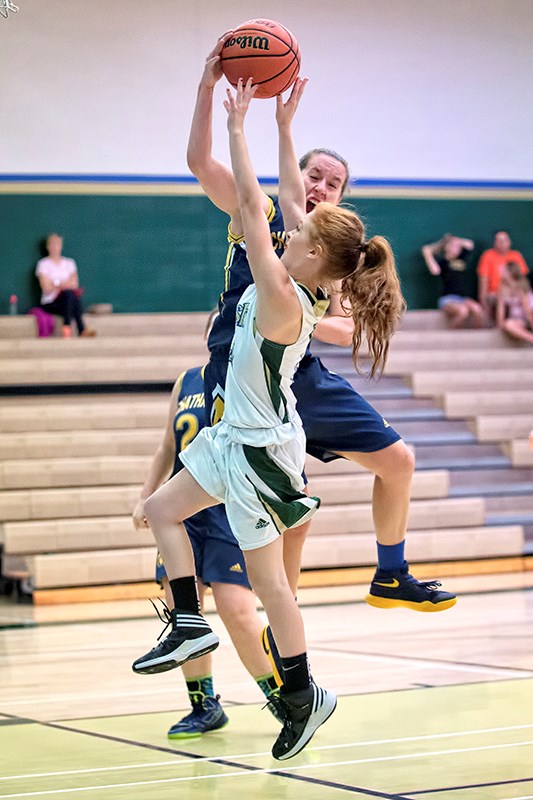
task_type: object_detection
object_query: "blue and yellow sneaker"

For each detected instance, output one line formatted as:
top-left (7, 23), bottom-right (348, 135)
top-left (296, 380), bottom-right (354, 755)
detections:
top-left (167, 695), bottom-right (228, 739)
top-left (261, 625), bottom-right (283, 687)
top-left (366, 562), bottom-right (456, 612)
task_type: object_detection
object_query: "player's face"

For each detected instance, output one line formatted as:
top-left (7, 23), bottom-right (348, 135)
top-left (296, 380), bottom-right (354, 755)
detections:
top-left (301, 154), bottom-right (347, 213)
top-left (285, 217), bottom-right (313, 252)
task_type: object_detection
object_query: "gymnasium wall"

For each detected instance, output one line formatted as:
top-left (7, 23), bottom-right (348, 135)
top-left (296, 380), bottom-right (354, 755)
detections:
top-left (1, 192), bottom-right (532, 314)
top-left (1, 0), bottom-right (532, 314)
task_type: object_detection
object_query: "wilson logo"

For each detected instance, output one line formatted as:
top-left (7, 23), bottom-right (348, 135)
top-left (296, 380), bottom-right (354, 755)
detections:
top-left (224, 35), bottom-right (269, 51)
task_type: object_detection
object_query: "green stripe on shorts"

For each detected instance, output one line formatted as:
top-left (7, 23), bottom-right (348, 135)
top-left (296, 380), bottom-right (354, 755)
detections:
top-left (243, 444), bottom-right (320, 530)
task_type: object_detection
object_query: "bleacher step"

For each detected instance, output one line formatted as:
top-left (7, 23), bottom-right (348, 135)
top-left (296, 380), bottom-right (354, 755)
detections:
top-left (410, 369), bottom-right (533, 396)
top-left (443, 391), bottom-right (533, 418)
top-left (386, 349), bottom-right (533, 374)
top-left (0, 335), bottom-right (208, 359)
top-left (0, 491), bottom-right (471, 526)
top-left (485, 512), bottom-right (533, 527)
top-left (469, 415), bottom-right (533, 442)
top-left (5, 524), bottom-right (523, 590)
top-left (449, 482), bottom-right (533, 498)
top-left (413, 443), bottom-right (511, 471)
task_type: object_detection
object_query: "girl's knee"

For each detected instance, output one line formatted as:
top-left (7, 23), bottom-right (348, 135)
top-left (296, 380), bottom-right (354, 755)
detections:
top-left (144, 491), bottom-right (181, 527)
top-left (143, 493), bottom-right (159, 526)
top-left (387, 441), bottom-right (415, 478)
top-left (216, 592), bottom-right (257, 631)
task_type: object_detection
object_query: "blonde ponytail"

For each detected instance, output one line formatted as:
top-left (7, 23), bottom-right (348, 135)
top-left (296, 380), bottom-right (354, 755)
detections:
top-left (309, 203), bottom-right (406, 378)
top-left (340, 235), bottom-right (405, 377)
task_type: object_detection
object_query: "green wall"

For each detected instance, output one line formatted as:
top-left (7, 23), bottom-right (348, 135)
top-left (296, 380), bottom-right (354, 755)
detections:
top-left (1, 192), bottom-right (531, 315)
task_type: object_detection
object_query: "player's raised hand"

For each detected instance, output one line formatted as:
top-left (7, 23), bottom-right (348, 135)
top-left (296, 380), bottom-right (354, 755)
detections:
top-left (202, 31), bottom-right (234, 88)
top-left (224, 78), bottom-right (258, 131)
top-left (275, 77), bottom-right (308, 130)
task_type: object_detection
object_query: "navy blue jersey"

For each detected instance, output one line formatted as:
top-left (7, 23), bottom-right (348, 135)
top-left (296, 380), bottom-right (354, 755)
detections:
top-left (171, 366), bottom-right (231, 542)
top-left (202, 197), bottom-right (402, 461)
top-left (156, 365), bottom-right (251, 588)
top-left (207, 196), bottom-right (286, 358)
top-left (172, 366), bottom-right (207, 476)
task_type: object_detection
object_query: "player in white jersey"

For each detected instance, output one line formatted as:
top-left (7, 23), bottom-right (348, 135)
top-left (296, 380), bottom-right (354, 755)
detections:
top-left (179, 278), bottom-right (327, 550)
top-left (132, 77), bottom-right (401, 760)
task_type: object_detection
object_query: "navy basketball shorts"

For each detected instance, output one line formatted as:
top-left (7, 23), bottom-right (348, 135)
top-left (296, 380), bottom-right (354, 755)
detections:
top-left (155, 503), bottom-right (251, 590)
top-left (204, 353), bottom-right (401, 464)
top-left (293, 354), bottom-right (401, 462)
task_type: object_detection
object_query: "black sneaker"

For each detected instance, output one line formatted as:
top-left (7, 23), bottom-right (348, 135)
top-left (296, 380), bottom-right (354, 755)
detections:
top-left (132, 602), bottom-right (219, 675)
top-left (366, 562), bottom-right (457, 612)
top-left (167, 695), bottom-right (229, 739)
top-left (261, 625), bottom-right (283, 687)
top-left (271, 682), bottom-right (336, 761)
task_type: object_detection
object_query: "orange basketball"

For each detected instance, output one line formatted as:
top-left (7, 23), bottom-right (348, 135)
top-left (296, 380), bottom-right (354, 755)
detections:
top-left (220, 19), bottom-right (300, 99)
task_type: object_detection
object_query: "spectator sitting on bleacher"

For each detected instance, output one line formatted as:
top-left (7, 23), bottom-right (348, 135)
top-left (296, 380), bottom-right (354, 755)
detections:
top-left (496, 261), bottom-right (533, 345)
top-left (477, 231), bottom-right (529, 321)
top-left (36, 233), bottom-right (96, 337)
top-left (422, 233), bottom-right (485, 328)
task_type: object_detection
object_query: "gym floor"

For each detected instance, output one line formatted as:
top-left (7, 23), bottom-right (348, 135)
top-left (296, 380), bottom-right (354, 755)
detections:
top-left (1, 590), bottom-right (532, 799)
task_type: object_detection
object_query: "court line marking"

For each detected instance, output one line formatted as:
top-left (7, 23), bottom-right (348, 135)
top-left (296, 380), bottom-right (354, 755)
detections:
top-left (406, 774), bottom-right (533, 795)
top-left (310, 647), bottom-right (533, 678)
top-left (1, 741), bottom-right (533, 798)
top-left (2, 724), bottom-right (533, 781)
top-left (2, 657), bottom-right (530, 710)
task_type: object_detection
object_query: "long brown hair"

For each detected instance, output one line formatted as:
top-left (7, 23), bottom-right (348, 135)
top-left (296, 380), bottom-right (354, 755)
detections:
top-left (310, 202), bottom-right (406, 377)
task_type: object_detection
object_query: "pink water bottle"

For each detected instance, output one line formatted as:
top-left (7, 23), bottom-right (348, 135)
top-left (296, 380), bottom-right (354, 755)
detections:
top-left (9, 294), bottom-right (18, 315)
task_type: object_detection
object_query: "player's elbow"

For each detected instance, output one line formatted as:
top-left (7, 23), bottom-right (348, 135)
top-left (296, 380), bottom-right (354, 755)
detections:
top-left (336, 327), bottom-right (355, 347)
top-left (186, 149), bottom-right (202, 177)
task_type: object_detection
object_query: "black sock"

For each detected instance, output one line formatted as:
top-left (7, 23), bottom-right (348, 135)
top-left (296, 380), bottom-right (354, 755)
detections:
top-left (169, 576), bottom-right (200, 615)
top-left (280, 652), bottom-right (311, 693)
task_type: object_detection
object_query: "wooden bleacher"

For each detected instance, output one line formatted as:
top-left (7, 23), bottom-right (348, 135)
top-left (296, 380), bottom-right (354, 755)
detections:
top-left (0, 310), bottom-right (532, 605)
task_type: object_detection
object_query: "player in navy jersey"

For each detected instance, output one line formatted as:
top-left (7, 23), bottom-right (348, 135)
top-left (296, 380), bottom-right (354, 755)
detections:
top-left (186, 34), bottom-right (456, 635)
top-left (133, 365), bottom-right (282, 738)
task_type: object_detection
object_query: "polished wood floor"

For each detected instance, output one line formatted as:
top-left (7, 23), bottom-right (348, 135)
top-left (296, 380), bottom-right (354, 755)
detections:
top-left (1, 589), bottom-right (532, 799)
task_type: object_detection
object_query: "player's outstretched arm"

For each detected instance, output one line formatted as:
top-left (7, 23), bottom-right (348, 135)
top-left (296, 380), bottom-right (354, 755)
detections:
top-left (186, 34), bottom-right (240, 217)
top-left (224, 79), bottom-right (301, 345)
top-left (187, 34), bottom-right (270, 228)
top-left (276, 78), bottom-right (308, 232)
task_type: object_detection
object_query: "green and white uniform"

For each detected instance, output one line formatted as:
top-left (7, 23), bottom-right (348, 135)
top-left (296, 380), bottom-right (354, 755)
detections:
top-left (180, 279), bottom-right (329, 551)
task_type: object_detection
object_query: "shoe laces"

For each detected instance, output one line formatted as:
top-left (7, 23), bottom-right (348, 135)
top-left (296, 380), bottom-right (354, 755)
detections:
top-left (148, 598), bottom-right (174, 640)
top-left (263, 693), bottom-right (287, 722)
top-left (263, 692), bottom-right (285, 722)
top-left (191, 693), bottom-right (222, 711)
top-left (403, 572), bottom-right (442, 592)
top-left (418, 579), bottom-right (443, 592)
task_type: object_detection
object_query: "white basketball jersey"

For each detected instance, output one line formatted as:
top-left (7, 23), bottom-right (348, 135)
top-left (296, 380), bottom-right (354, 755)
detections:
top-left (222, 278), bottom-right (329, 446)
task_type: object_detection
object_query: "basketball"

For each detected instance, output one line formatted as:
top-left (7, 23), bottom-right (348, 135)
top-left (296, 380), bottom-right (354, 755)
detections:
top-left (220, 19), bottom-right (300, 99)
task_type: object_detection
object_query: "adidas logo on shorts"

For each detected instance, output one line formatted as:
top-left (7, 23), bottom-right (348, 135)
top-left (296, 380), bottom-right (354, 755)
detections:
top-left (255, 518), bottom-right (270, 529)
top-left (229, 563), bottom-right (243, 573)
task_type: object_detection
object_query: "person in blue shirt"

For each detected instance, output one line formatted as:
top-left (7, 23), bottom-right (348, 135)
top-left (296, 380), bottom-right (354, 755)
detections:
top-left (186, 34), bottom-right (456, 635)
